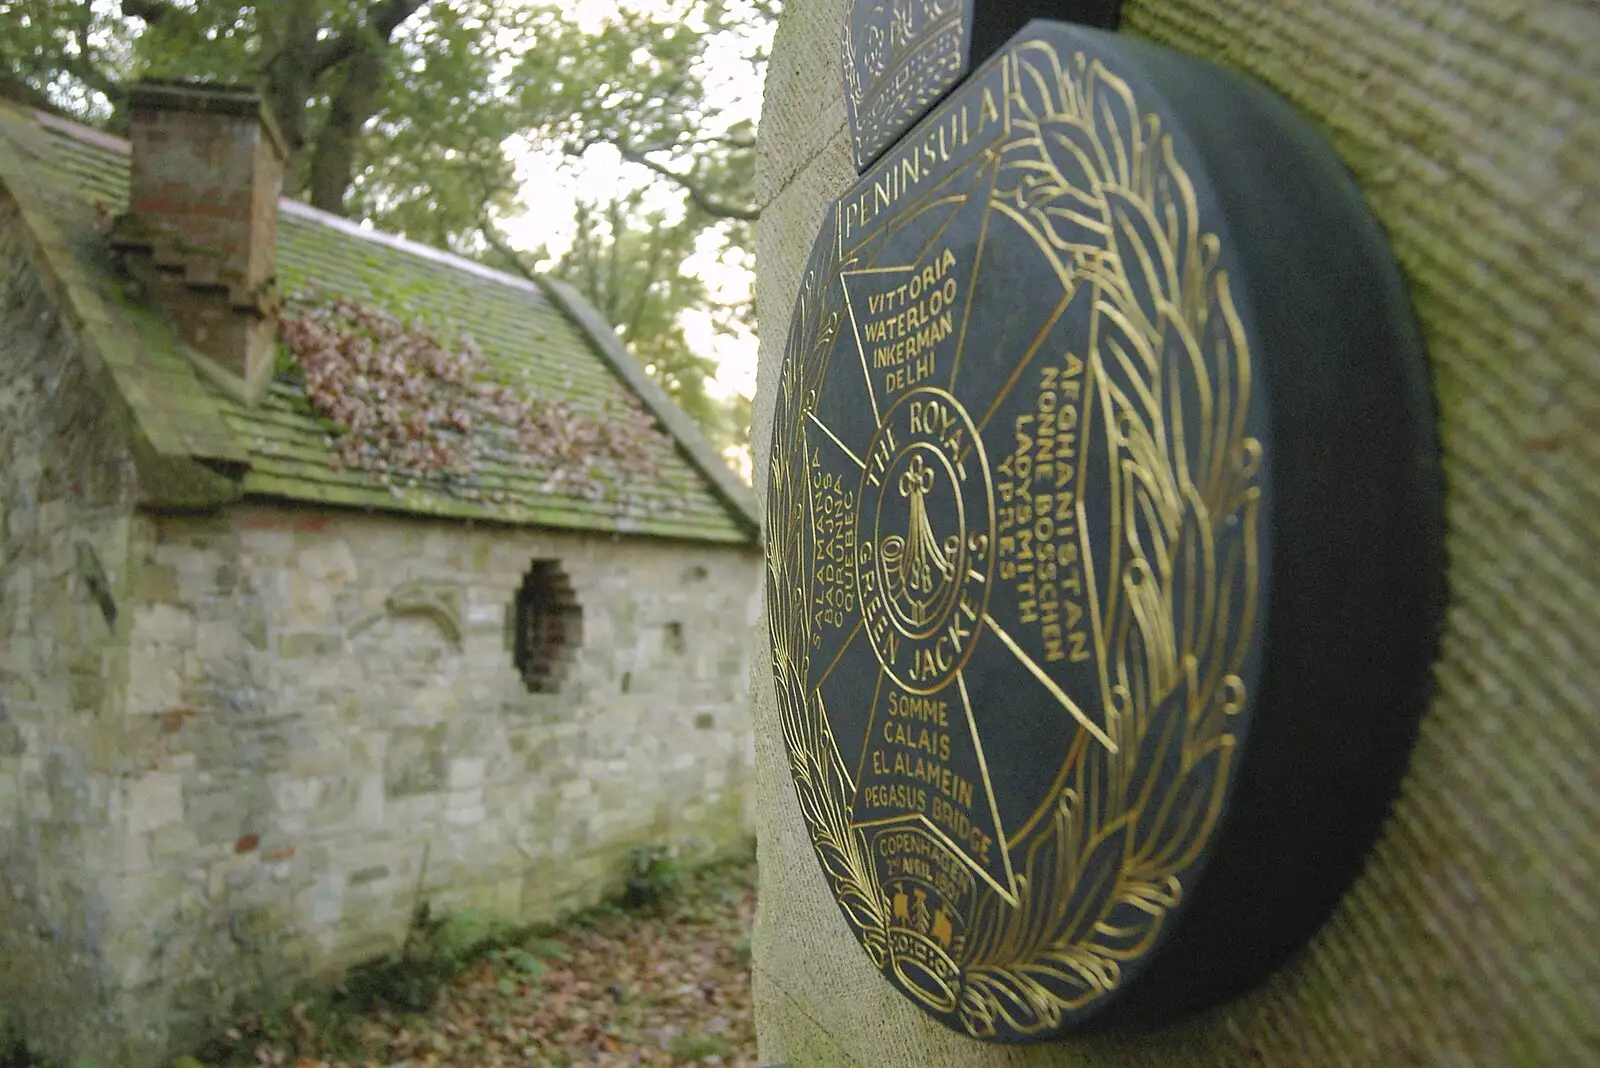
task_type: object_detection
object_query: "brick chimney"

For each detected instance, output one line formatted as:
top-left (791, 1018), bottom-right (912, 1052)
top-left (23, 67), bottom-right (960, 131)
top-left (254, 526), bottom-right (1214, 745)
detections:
top-left (109, 80), bottom-right (285, 406)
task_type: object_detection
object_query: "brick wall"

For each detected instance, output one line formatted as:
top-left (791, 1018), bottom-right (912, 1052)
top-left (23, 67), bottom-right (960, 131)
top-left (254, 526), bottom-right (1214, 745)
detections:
top-left (124, 84), bottom-right (282, 296)
top-left (749, 1), bottom-right (1600, 1064)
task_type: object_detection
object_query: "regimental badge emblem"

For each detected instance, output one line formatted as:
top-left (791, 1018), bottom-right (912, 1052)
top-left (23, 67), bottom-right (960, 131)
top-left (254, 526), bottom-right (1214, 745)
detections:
top-left (766, 6), bottom-right (1446, 1044)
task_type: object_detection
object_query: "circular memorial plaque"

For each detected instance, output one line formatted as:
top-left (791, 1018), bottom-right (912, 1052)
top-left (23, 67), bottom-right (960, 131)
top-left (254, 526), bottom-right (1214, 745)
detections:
top-left (765, 19), bottom-right (1445, 1041)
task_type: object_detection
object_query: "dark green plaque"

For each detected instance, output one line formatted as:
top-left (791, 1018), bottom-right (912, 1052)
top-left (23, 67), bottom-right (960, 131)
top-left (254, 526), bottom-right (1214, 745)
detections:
top-left (767, 16), bottom-right (1444, 1042)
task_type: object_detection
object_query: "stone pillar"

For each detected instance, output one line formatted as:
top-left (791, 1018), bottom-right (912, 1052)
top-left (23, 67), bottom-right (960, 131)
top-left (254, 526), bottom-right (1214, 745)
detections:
top-left (749, 1), bottom-right (1600, 1065)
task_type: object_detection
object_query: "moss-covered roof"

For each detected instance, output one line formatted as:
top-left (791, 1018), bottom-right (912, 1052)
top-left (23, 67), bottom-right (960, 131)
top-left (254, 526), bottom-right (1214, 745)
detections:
top-left (0, 98), bottom-right (757, 544)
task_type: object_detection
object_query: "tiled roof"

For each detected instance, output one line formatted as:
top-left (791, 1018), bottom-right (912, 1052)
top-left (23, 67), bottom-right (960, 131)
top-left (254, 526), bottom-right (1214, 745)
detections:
top-left (0, 99), bottom-right (758, 544)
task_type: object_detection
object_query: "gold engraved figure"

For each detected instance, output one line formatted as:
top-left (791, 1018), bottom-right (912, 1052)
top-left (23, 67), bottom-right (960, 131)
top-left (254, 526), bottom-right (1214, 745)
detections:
top-left (882, 454), bottom-right (960, 621)
top-left (856, 388), bottom-right (996, 694)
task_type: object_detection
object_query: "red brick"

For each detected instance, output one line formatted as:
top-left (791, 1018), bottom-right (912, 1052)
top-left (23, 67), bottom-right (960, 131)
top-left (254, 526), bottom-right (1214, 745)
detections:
top-left (234, 835), bottom-right (260, 854)
top-left (159, 708), bottom-right (200, 733)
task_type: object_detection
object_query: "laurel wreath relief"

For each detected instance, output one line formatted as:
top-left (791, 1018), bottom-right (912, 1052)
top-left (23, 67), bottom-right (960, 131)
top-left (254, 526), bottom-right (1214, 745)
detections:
top-left (766, 42), bottom-right (1262, 1037)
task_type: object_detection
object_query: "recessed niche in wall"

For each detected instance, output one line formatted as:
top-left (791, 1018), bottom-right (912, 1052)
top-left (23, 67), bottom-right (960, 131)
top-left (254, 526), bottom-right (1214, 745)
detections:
top-left (513, 560), bottom-right (581, 694)
top-left (664, 621), bottom-right (685, 655)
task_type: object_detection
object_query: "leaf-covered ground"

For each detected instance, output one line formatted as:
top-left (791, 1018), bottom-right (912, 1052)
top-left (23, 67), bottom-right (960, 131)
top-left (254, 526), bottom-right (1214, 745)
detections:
top-left (212, 860), bottom-right (758, 1068)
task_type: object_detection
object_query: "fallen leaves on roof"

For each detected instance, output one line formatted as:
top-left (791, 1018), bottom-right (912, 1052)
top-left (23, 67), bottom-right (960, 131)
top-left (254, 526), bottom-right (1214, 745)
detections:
top-left (278, 292), bottom-right (667, 504)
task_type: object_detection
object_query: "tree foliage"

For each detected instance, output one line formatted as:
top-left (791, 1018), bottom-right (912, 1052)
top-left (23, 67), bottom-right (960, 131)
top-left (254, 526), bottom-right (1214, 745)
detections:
top-left (486, 192), bottom-right (755, 461)
top-left (1, 0), bottom-right (771, 462)
top-left (4, 0), bottom-right (435, 215)
top-left (2, 0), bottom-right (766, 240)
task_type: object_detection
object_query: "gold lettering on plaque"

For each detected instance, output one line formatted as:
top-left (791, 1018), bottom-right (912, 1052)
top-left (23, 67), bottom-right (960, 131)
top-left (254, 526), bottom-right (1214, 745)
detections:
top-left (771, 40), bottom-right (1262, 1038)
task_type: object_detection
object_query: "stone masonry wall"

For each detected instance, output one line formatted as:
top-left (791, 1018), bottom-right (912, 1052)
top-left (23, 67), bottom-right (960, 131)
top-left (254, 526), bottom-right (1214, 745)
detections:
top-left (2, 187), bottom-right (762, 1065)
top-left (0, 197), bottom-right (141, 1053)
top-left (110, 503), bottom-right (761, 1060)
top-left (751, 0), bottom-right (1599, 1065)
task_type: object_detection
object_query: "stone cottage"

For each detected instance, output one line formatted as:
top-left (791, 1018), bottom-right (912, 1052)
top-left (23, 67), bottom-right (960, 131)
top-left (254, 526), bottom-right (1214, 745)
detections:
top-left (0, 82), bottom-right (762, 1066)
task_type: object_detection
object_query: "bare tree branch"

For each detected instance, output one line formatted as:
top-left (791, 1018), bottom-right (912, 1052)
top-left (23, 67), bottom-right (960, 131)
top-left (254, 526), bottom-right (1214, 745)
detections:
top-left (73, 2), bottom-right (94, 61)
top-left (120, 0), bottom-right (172, 23)
top-left (307, 46), bottom-right (384, 214)
top-left (623, 221), bottom-right (671, 346)
top-left (258, 0), bottom-right (323, 157)
top-left (605, 200), bottom-right (625, 330)
top-left (0, 74), bottom-right (57, 113)
top-left (631, 132), bottom-right (757, 155)
top-left (368, 0), bottom-right (432, 38)
top-left (297, 0), bottom-right (427, 211)
top-left (309, 0), bottom-right (429, 78)
top-left (614, 144), bottom-right (759, 221)
top-left (585, 203), bottom-right (606, 317)
top-left (68, 1), bottom-right (125, 103)
top-left (479, 217), bottom-right (539, 283)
